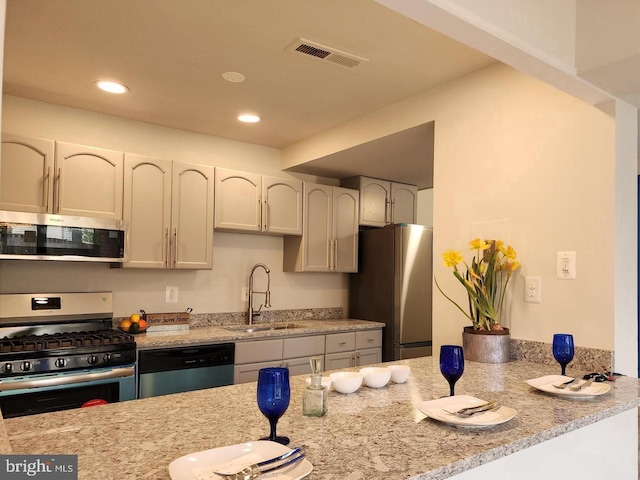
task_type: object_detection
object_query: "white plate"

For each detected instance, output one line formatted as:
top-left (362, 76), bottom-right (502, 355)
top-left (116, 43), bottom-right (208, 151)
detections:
top-left (526, 375), bottom-right (611, 398)
top-left (168, 440), bottom-right (313, 480)
top-left (416, 395), bottom-right (517, 428)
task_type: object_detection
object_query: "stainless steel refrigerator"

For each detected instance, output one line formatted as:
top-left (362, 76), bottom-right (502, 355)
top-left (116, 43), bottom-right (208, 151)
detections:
top-left (349, 224), bottom-right (432, 361)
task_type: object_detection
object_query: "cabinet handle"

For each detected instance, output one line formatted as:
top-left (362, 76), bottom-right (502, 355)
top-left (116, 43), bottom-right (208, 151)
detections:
top-left (351, 352), bottom-right (356, 367)
top-left (328, 239), bottom-right (333, 271)
top-left (390, 198), bottom-right (395, 224)
top-left (339, 341), bottom-right (347, 346)
top-left (164, 228), bottom-right (170, 268)
top-left (263, 199), bottom-right (268, 231)
top-left (44, 166), bottom-right (51, 212)
top-left (367, 338), bottom-right (374, 343)
top-left (55, 167), bottom-right (62, 213)
top-left (172, 228), bottom-right (178, 266)
top-left (333, 239), bottom-right (338, 271)
top-left (257, 198), bottom-right (262, 230)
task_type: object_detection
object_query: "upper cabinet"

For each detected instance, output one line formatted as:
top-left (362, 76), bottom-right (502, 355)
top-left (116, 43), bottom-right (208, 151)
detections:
top-left (214, 168), bottom-right (302, 235)
top-left (0, 136), bottom-right (123, 220)
top-left (283, 183), bottom-right (358, 272)
top-left (341, 176), bottom-right (417, 227)
top-left (123, 154), bottom-right (214, 269)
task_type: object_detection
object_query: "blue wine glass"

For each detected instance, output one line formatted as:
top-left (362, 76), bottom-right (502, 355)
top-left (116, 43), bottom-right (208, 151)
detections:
top-left (440, 345), bottom-right (464, 396)
top-left (257, 367), bottom-right (291, 445)
top-left (552, 334), bottom-right (574, 376)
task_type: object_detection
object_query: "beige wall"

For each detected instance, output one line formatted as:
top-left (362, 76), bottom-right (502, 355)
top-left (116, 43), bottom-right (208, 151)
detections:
top-left (0, 96), bottom-right (348, 318)
top-left (286, 62), bottom-right (617, 351)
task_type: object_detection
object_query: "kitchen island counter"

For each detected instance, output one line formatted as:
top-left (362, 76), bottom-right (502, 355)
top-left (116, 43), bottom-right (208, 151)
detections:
top-left (2, 358), bottom-right (639, 479)
top-left (133, 318), bottom-right (384, 349)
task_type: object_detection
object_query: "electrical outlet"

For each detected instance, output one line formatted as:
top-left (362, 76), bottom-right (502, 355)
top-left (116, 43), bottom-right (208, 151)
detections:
top-left (524, 276), bottom-right (541, 303)
top-left (241, 287), bottom-right (249, 302)
top-left (166, 286), bottom-right (178, 303)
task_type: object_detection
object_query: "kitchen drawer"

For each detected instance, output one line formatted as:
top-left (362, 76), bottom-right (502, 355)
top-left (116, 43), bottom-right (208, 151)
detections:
top-left (325, 332), bottom-right (356, 354)
top-left (235, 339), bottom-right (283, 364)
top-left (356, 330), bottom-right (382, 350)
top-left (283, 335), bottom-right (325, 359)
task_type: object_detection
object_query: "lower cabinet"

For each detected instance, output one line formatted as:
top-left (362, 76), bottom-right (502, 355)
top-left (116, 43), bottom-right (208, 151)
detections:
top-left (325, 330), bottom-right (382, 370)
top-left (234, 335), bottom-right (325, 384)
top-left (233, 330), bottom-right (382, 384)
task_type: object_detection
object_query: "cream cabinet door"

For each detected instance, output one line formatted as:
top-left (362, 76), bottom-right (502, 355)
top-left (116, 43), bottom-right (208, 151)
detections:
top-left (356, 348), bottom-right (382, 366)
top-left (123, 154), bottom-right (172, 269)
top-left (0, 134), bottom-right (54, 213)
top-left (301, 183), bottom-right (333, 272)
top-left (55, 142), bottom-right (123, 219)
top-left (214, 168), bottom-right (261, 232)
top-left (333, 187), bottom-right (359, 272)
top-left (262, 176), bottom-right (302, 235)
top-left (171, 162), bottom-right (214, 269)
top-left (325, 351), bottom-right (355, 370)
top-left (359, 177), bottom-right (390, 227)
top-left (391, 182), bottom-right (417, 224)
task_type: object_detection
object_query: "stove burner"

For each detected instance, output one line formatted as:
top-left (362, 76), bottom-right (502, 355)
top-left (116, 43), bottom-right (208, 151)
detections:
top-left (0, 330), bottom-right (135, 354)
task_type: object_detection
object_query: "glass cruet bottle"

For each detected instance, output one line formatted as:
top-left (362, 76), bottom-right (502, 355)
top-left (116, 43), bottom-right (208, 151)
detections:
top-left (303, 356), bottom-right (328, 417)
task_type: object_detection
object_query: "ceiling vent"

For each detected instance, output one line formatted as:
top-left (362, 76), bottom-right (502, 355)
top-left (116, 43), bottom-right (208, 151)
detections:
top-left (286, 38), bottom-right (369, 69)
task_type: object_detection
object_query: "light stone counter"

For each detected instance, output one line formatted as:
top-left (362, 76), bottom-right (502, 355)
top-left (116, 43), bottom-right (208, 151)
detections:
top-left (2, 358), bottom-right (639, 479)
top-left (133, 318), bottom-right (385, 349)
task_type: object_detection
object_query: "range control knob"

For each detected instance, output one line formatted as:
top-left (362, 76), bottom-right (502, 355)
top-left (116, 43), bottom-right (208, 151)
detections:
top-left (103, 353), bottom-right (112, 364)
top-left (21, 361), bottom-right (32, 372)
top-left (87, 355), bottom-right (99, 365)
top-left (2, 363), bottom-right (13, 374)
top-left (55, 358), bottom-right (67, 368)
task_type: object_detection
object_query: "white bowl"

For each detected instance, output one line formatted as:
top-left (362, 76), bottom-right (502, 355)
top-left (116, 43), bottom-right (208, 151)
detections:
top-left (329, 371), bottom-right (363, 394)
top-left (305, 376), bottom-right (332, 390)
top-left (359, 367), bottom-right (391, 388)
top-left (387, 364), bottom-right (411, 383)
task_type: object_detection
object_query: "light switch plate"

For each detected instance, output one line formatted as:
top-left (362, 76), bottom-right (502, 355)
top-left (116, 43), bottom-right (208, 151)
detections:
top-left (556, 251), bottom-right (576, 279)
top-left (166, 286), bottom-right (178, 303)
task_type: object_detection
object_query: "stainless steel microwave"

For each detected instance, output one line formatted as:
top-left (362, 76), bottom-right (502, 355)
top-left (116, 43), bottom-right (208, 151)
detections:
top-left (0, 211), bottom-right (126, 262)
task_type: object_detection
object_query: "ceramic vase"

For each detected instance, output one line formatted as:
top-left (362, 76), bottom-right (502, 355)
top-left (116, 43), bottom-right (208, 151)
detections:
top-left (462, 326), bottom-right (511, 363)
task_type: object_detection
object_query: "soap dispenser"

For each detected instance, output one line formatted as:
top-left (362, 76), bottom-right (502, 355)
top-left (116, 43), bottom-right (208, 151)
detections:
top-left (303, 356), bottom-right (328, 417)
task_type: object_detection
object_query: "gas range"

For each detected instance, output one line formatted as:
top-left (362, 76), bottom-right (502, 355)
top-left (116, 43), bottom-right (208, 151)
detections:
top-left (0, 292), bottom-right (136, 377)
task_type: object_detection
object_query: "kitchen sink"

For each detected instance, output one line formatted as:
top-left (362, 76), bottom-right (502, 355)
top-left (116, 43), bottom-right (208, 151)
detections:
top-left (225, 323), bottom-right (301, 333)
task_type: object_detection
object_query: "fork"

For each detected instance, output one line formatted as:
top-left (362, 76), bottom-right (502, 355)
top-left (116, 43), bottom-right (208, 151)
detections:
top-left (211, 449), bottom-right (306, 480)
top-left (444, 402), bottom-right (500, 418)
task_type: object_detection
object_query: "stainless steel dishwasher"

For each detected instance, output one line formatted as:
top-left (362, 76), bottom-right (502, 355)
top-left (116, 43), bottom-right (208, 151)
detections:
top-left (138, 343), bottom-right (235, 398)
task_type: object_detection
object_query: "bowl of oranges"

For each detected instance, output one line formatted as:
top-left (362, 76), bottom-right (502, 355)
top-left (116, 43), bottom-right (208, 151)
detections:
top-left (119, 312), bottom-right (149, 334)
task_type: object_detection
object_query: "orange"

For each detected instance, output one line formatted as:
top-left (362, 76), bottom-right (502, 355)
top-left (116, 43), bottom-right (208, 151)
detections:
top-left (139, 319), bottom-right (148, 329)
top-left (120, 319), bottom-right (131, 331)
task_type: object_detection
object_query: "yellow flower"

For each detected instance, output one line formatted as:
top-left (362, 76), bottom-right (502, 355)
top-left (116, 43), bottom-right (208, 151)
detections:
top-left (503, 260), bottom-right (521, 273)
top-left (469, 238), bottom-right (490, 250)
top-left (504, 245), bottom-right (517, 260)
top-left (442, 250), bottom-right (463, 268)
top-left (496, 240), bottom-right (505, 253)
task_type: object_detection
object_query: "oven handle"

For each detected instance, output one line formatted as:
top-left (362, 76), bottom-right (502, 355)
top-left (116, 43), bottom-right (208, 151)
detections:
top-left (0, 366), bottom-right (135, 392)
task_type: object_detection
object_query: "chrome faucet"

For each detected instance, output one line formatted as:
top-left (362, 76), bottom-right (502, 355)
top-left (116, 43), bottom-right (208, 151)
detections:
top-left (248, 263), bottom-right (271, 325)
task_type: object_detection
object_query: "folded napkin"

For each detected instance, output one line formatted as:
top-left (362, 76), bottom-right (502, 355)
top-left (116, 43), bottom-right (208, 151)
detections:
top-left (193, 453), bottom-right (262, 480)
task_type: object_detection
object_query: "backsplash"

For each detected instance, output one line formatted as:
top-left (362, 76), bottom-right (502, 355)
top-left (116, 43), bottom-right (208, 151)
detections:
top-left (510, 338), bottom-right (614, 374)
top-left (114, 307), bottom-right (343, 329)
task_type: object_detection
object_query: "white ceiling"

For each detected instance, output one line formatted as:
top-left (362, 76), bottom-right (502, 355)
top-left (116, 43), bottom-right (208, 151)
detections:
top-left (2, 0), bottom-right (496, 188)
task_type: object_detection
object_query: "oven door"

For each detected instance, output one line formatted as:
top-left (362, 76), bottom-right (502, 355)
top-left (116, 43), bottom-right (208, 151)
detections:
top-left (0, 365), bottom-right (135, 418)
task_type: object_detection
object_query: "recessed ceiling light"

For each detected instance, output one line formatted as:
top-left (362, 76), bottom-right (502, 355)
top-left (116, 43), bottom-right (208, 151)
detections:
top-left (95, 81), bottom-right (129, 94)
top-left (222, 72), bottom-right (246, 83)
top-left (238, 114), bottom-right (261, 123)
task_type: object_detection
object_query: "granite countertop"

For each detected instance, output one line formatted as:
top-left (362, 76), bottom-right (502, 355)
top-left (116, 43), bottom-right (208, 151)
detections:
top-left (134, 318), bottom-right (385, 349)
top-left (3, 358), bottom-right (639, 479)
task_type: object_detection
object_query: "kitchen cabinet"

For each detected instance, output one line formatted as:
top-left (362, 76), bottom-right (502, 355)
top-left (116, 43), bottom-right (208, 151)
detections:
top-left (283, 183), bottom-right (359, 272)
top-left (214, 168), bottom-right (302, 235)
top-left (123, 154), bottom-right (214, 269)
top-left (0, 136), bottom-right (123, 220)
top-left (341, 176), bottom-right (417, 227)
top-left (324, 330), bottom-right (383, 370)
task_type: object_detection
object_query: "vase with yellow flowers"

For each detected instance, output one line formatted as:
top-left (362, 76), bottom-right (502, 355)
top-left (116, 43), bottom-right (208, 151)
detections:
top-left (435, 239), bottom-right (521, 363)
